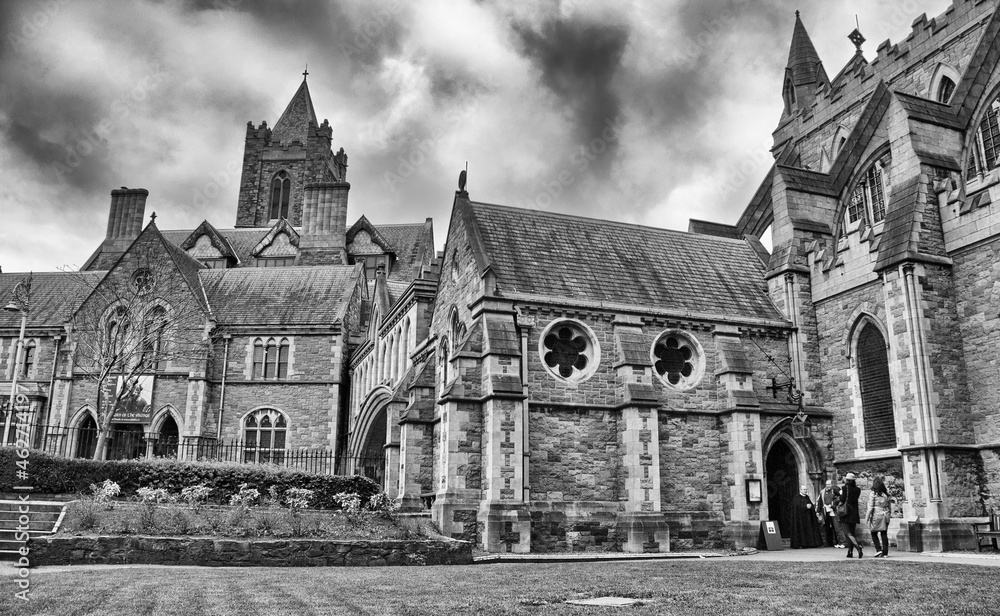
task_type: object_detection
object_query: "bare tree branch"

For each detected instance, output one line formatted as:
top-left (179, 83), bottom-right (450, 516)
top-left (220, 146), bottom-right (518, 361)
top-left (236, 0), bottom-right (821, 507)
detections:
top-left (63, 244), bottom-right (210, 460)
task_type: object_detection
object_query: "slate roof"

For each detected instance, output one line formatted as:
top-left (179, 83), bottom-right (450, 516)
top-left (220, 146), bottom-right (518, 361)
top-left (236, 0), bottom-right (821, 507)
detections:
top-left (786, 12), bottom-right (827, 88)
top-left (0, 271), bottom-right (105, 330)
top-left (198, 265), bottom-right (360, 326)
top-left (271, 78), bottom-right (318, 145)
top-left (377, 221), bottom-right (433, 282)
top-left (460, 200), bottom-right (785, 323)
top-left (161, 228), bottom-right (270, 265)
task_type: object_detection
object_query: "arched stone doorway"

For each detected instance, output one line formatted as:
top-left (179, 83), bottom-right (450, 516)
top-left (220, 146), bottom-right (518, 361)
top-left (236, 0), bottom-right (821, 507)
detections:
top-left (359, 407), bottom-right (387, 487)
top-left (766, 439), bottom-right (799, 538)
top-left (75, 415), bottom-right (98, 459)
top-left (347, 387), bottom-right (393, 489)
top-left (152, 415), bottom-right (180, 458)
top-left (762, 421), bottom-right (824, 539)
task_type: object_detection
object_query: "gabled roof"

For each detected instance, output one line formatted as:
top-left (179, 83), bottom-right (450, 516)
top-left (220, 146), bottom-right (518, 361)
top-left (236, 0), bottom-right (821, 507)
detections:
top-left (271, 78), bottom-right (318, 145)
top-left (346, 215), bottom-right (394, 253)
top-left (199, 264), bottom-right (361, 326)
top-left (346, 216), bottom-right (434, 283)
top-left (161, 227), bottom-right (271, 265)
top-left (377, 220), bottom-right (434, 282)
top-left (0, 271), bottom-right (105, 330)
top-left (180, 220), bottom-right (240, 262)
top-left (251, 219), bottom-right (299, 257)
top-left (458, 199), bottom-right (785, 323)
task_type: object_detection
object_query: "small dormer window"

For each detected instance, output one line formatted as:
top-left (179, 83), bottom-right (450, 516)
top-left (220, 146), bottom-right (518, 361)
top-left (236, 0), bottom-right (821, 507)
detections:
top-left (269, 171), bottom-right (291, 220)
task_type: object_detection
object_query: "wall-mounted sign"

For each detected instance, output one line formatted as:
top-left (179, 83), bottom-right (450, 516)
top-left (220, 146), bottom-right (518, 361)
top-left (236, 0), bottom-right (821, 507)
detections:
top-left (746, 478), bottom-right (763, 503)
top-left (114, 375), bottom-right (154, 423)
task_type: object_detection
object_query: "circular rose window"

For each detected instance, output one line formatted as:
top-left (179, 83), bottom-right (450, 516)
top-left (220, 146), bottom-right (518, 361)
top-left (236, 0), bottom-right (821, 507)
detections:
top-left (652, 330), bottom-right (704, 390)
top-left (132, 268), bottom-right (155, 294)
top-left (539, 319), bottom-right (599, 383)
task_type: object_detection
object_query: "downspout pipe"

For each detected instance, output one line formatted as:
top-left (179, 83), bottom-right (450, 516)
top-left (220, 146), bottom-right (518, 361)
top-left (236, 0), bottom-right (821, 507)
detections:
top-left (216, 334), bottom-right (231, 441)
top-left (515, 307), bottom-right (533, 502)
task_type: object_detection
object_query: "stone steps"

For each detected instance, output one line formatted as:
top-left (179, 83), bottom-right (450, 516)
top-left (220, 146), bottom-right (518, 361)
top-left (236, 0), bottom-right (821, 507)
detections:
top-left (0, 500), bottom-right (68, 560)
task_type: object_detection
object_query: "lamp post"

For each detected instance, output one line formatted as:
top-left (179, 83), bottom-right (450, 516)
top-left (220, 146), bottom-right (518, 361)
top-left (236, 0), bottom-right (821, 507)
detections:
top-left (2, 275), bottom-right (31, 446)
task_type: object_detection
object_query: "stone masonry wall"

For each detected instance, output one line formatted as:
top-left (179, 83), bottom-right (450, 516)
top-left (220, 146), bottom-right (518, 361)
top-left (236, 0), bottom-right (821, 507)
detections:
top-left (28, 535), bottom-right (472, 567)
top-left (528, 407), bottom-right (618, 502)
top-left (952, 238), bottom-right (1000, 444)
top-left (813, 279), bottom-right (885, 455)
top-left (658, 414), bottom-right (724, 514)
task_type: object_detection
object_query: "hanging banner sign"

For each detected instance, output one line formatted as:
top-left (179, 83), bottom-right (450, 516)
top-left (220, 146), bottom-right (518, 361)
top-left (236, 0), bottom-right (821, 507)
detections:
top-left (114, 375), bottom-right (155, 423)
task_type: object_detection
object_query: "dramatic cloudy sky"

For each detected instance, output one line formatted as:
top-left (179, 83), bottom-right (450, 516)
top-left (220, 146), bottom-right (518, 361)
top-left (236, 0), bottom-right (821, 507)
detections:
top-left (0, 0), bottom-right (950, 272)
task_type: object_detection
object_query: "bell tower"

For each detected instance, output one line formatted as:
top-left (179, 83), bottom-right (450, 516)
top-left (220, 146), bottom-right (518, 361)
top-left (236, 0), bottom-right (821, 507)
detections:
top-left (234, 71), bottom-right (349, 228)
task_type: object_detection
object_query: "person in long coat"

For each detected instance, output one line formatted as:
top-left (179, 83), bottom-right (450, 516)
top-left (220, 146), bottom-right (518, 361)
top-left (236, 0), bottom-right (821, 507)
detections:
top-left (866, 476), bottom-right (892, 558)
top-left (838, 473), bottom-right (863, 558)
top-left (788, 485), bottom-right (823, 548)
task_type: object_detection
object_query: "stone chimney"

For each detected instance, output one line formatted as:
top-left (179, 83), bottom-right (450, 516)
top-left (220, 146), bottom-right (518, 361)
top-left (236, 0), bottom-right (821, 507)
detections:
top-left (298, 181), bottom-right (350, 265)
top-left (85, 187), bottom-right (149, 270)
top-left (106, 187), bottom-right (149, 240)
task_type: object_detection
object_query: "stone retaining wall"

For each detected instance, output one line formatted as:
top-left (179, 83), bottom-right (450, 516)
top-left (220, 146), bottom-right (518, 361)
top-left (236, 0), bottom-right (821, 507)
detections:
top-left (26, 535), bottom-right (472, 567)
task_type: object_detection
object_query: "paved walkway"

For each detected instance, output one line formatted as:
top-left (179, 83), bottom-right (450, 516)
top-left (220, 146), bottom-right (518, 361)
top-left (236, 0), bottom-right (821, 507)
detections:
top-left (6, 547), bottom-right (999, 571)
top-left (473, 546), bottom-right (1000, 567)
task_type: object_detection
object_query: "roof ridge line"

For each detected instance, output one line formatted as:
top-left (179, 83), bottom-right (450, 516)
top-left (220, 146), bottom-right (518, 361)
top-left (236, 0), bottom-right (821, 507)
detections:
top-left (468, 200), bottom-right (749, 244)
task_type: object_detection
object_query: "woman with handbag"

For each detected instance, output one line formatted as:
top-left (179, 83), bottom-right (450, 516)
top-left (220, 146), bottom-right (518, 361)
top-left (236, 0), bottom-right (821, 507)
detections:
top-left (838, 473), bottom-right (863, 558)
top-left (866, 477), bottom-right (892, 557)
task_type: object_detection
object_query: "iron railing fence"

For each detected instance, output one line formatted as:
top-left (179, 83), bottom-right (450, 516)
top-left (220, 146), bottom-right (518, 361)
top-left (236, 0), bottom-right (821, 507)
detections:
top-left (0, 421), bottom-right (384, 483)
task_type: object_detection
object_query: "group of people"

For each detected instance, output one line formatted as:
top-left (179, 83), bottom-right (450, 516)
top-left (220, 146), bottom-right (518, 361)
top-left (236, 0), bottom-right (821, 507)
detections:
top-left (788, 473), bottom-right (894, 558)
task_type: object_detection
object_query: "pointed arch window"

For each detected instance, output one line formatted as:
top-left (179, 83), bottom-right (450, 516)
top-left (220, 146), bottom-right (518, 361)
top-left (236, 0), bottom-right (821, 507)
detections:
top-left (243, 408), bottom-right (287, 464)
top-left (252, 337), bottom-right (290, 379)
top-left (450, 309), bottom-right (466, 348)
top-left (141, 306), bottom-right (168, 371)
top-left (843, 154), bottom-right (889, 232)
top-left (439, 336), bottom-right (450, 387)
top-left (937, 76), bottom-right (956, 104)
top-left (269, 171), bottom-right (291, 220)
top-left (106, 306), bottom-right (131, 366)
top-left (967, 97), bottom-right (1000, 181)
top-left (18, 340), bottom-right (36, 379)
top-left (856, 323), bottom-right (896, 451)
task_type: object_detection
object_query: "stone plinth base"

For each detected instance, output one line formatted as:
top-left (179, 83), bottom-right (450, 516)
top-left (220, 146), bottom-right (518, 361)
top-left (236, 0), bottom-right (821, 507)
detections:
top-left (895, 518), bottom-right (981, 552)
top-left (480, 502), bottom-right (531, 553)
top-left (721, 521), bottom-right (760, 550)
top-left (615, 512), bottom-right (670, 553)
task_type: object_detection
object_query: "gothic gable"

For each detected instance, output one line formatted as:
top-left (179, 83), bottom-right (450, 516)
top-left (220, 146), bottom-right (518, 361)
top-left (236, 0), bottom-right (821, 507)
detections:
top-left (251, 219), bottom-right (300, 258)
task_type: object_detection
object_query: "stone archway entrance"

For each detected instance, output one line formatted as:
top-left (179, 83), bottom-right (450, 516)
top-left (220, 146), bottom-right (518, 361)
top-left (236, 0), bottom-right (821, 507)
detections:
top-left (765, 439), bottom-right (799, 538)
top-left (359, 407), bottom-right (387, 488)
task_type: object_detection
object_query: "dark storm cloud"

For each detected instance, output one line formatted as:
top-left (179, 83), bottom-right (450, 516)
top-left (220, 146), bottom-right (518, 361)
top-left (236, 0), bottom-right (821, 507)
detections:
top-left (182, 0), bottom-right (409, 70)
top-left (510, 16), bottom-right (629, 178)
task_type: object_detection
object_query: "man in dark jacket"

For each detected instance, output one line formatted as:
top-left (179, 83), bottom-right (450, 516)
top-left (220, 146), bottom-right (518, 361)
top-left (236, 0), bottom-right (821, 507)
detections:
top-left (818, 479), bottom-right (846, 548)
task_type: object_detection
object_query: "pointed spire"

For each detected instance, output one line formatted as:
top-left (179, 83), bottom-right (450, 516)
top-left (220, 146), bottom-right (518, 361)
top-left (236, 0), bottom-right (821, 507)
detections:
top-left (271, 75), bottom-right (319, 145)
top-left (782, 12), bottom-right (829, 115)
top-left (786, 11), bottom-right (823, 88)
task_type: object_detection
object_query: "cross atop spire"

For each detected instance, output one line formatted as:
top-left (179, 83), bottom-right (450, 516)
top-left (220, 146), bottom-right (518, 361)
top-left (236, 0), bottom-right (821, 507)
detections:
top-left (303, 64), bottom-right (309, 80)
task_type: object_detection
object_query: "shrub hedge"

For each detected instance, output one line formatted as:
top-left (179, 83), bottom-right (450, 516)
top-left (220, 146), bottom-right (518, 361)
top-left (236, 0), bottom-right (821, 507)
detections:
top-left (0, 450), bottom-right (380, 509)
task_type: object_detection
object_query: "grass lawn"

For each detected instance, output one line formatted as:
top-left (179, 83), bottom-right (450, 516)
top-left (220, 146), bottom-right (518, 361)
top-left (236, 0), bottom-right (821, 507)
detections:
top-left (3, 560), bottom-right (996, 615)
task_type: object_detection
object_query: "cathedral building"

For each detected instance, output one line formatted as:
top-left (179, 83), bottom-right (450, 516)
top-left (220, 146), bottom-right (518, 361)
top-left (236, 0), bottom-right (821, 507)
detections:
top-left (0, 76), bottom-right (437, 475)
top-left (4, 0), bottom-right (1000, 554)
